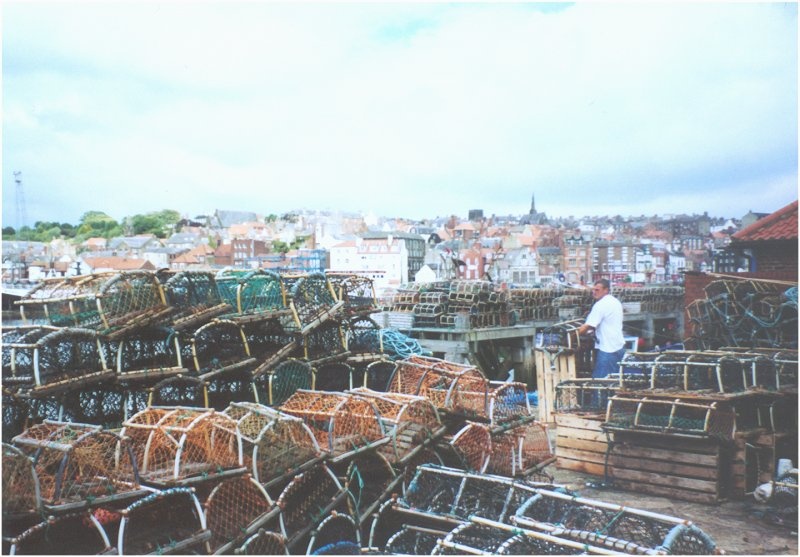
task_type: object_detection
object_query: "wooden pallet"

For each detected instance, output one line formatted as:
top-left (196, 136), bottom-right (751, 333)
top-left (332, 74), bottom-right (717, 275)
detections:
top-left (535, 351), bottom-right (582, 422)
top-left (554, 412), bottom-right (609, 477)
top-left (607, 431), bottom-right (731, 504)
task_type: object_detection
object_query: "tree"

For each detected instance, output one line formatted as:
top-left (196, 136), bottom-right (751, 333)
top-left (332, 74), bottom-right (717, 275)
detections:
top-left (272, 240), bottom-right (290, 254)
top-left (2, 226), bottom-right (15, 237)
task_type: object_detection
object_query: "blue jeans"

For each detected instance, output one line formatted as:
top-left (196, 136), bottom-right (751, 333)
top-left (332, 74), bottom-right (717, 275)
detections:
top-left (593, 348), bottom-right (626, 379)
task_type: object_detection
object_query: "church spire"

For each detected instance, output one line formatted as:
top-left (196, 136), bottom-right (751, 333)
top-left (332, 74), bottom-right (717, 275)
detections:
top-left (530, 193), bottom-right (536, 215)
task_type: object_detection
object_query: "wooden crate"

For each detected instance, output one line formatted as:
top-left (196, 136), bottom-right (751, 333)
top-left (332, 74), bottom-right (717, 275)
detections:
top-left (731, 430), bottom-right (793, 499)
top-left (608, 431), bottom-right (731, 504)
top-left (535, 350), bottom-right (579, 422)
top-left (554, 412), bottom-right (609, 477)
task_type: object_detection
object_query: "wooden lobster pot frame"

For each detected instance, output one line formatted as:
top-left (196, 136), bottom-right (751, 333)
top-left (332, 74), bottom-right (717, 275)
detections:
top-left (302, 320), bottom-right (348, 363)
top-left (721, 347), bottom-right (798, 390)
top-left (16, 273), bottom-right (113, 328)
top-left (487, 420), bottom-right (553, 478)
top-left (388, 356), bottom-right (490, 419)
top-left (274, 462), bottom-right (349, 549)
top-left (363, 359), bottom-right (397, 392)
top-left (24, 328), bottom-right (115, 395)
top-left (512, 488), bottom-right (720, 554)
top-left (553, 378), bottom-right (620, 415)
top-left (251, 358), bottom-right (314, 406)
top-left (236, 529), bottom-right (288, 555)
top-left (337, 450), bottom-right (401, 525)
top-left (3, 388), bottom-right (37, 443)
top-left (203, 367), bottom-right (258, 411)
top-left (222, 402), bottom-right (322, 488)
top-left (344, 314), bottom-right (382, 356)
top-left (284, 272), bottom-right (344, 333)
top-left (204, 475), bottom-right (280, 554)
top-left (306, 511), bottom-right (361, 555)
top-left (121, 406), bottom-right (244, 487)
top-left (2, 443), bottom-right (42, 519)
top-left (93, 271), bottom-right (174, 337)
top-left (116, 487), bottom-right (211, 555)
top-left (486, 381), bottom-right (533, 425)
top-left (401, 464), bottom-right (561, 524)
top-left (326, 273), bottom-right (378, 314)
top-left (243, 318), bottom-right (298, 365)
top-left (8, 510), bottom-right (114, 555)
top-left (215, 269), bottom-right (289, 321)
top-left (162, 270), bottom-right (231, 330)
top-left (57, 381), bottom-right (131, 430)
top-left (2, 326), bottom-right (60, 388)
top-left (190, 319), bottom-right (257, 376)
top-left (279, 389), bottom-right (388, 462)
top-left (440, 422), bottom-right (492, 473)
top-left (349, 387), bottom-right (445, 465)
top-left (11, 420), bottom-right (144, 512)
top-left (115, 325), bottom-right (187, 383)
top-left (148, 374), bottom-right (209, 408)
top-left (314, 361), bottom-right (355, 392)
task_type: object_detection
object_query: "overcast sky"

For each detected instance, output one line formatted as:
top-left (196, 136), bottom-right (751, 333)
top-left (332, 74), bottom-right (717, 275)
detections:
top-left (3, 2), bottom-right (798, 228)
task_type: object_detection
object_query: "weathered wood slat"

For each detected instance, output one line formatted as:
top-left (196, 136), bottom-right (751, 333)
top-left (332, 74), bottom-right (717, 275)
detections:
top-left (610, 479), bottom-right (720, 504)
top-left (609, 454), bottom-right (719, 480)
top-left (610, 443), bottom-right (720, 466)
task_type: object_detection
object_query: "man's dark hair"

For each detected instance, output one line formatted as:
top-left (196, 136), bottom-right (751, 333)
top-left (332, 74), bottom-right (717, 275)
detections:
top-left (594, 278), bottom-right (611, 290)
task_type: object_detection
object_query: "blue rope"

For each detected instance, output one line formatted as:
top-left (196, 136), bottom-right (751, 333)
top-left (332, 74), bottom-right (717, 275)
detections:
top-left (379, 328), bottom-right (431, 360)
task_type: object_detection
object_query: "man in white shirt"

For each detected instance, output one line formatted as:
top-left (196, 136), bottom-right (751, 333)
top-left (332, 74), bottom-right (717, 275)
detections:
top-left (577, 279), bottom-right (625, 378)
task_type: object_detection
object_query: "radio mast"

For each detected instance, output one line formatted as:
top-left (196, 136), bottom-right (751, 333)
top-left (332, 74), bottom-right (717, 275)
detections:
top-left (14, 171), bottom-right (27, 234)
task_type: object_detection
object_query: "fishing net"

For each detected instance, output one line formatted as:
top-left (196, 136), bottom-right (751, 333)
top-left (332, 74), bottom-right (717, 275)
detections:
top-left (204, 368), bottom-right (257, 410)
top-left (340, 451), bottom-right (399, 524)
top-left (326, 273), bottom-right (377, 314)
top-left (149, 375), bottom-right (209, 408)
top-left (27, 328), bottom-right (115, 394)
top-left (58, 382), bottom-right (128, 429)
top-left (302, 320), bottom-right (347, 362)
top-left (252, 358), bottom-right (313, 406)
top-left (364, 359), bottom-right (397, 392)
top-left (222, 402), bottom-right (321, 487)
top-left (279, 390), bottom-right (386, 459)
top-left (513, 488), bottom-right (719, 554)
top-left (349, 387), bottom-right (444, 464)
top-left (345, 315), bottom-right (382, 355)
top-left (604, 395), bottom-right (737, 440)
top-left (204, 475), bottom-right (279, 554)
top-left (384, 525), bottom-right (443, 555)
top-left (216, 269), bottom-right (287, 320)
top-left (488, 420), bottom-right (553, 478)
top-left (307, 511), bottom-right (361, 555)
top-left (121, 406), bottom-right (241, 486)
top-left (8, 510), bottom-right (113, 555)
top-left (433, 518), bottom-right (588, 555)
top-left (274, 463), bottom-right (348, 547)
top-left (163, 270), bottom-right (231, 330)
top-left (2, 443), bottom-right (41, 518)
top-left (190, 319), bottom-right (256, 375)
top-left (242, 318), bottom-right (298, 363)
top-left (11, 421), bottom-right (142, 511)
top-left (487, 381), bottom-right (532, 425)
top-left (115, 325), bottom-right (186, 382)
top-left (314, 361), bottom-right (354, 392)
top-left (554, 379), bottom-right (620, 414)
top-left (3, 388), bottom-right (35, 442)
top-left (117, 487), bottom-right (211, 555)
top-left (443, 422), bottom-right (492, 472)
top-left (236, 529), bottom-right (288, 555)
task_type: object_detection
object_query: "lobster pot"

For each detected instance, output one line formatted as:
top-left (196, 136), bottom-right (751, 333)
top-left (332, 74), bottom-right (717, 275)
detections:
top-left (280, 390), bottom-right (386, 459)
top-left (2, 443), bottom-right (41, 518)
top-left (403, 465), bottom-right (561, 523)
top-left (8, 510), bottom-right (113, 555)
top-left (29, 328), bottom-right (115, 394)
top-left (350, 387), bottom-right (444, 464)
top-left (604, 395), bottom-right (737, 441)
top-left (16, 273), bottom-right (112, 328)
top-left (204, 475), bottom-right (279, 554)
top-left (11, 421), bottom-right (143, 512)
top-left (554, 379), bottom-right (620, 414)
top-left (94, 270), bottom-right (173, 336)
top-left (512, 489), bottom-right (719, 555)
top-left (121, 407), bottom-right (242, 486)
top-left (286, 272), bottom-right (341, 332)
top-left (222, 402), bottom-right (321, 487)
top-left (242, 318), bottom-right (297, 363)
top-left (388, 356), bottom-right (489, 419)
top-left (314, 361), bottom-right (354, 392)
top-left (773, 349), bottom-right (798, 389)
top-left (345, 315), bottom-right (382, 356)
top-left (327, 273), bottom-right (378, 313)
top-left (115, 326), bottom-right (186, 382)
top-left (236, 530), bottom-right (288, 555)
top-left (303, 320), bottom-right (347, 362)
top-left (253, 358), bottom-right (314, 406)
top-left (58, 382), bottom-right (129, 429)
top-left (163, 270), bottom-right (231, 330)
top-left (307, 512), bottom-right (361, 555)
top-left (385, 526), bottom-right (443, 555)
top-left (617, 351), bottom-right (661, 391)
top-left (216, 269), bottom-right (287, 320)
top-left (203, 367), bottom-right (257, 410)
top-left (487, 421), bottom-right (553, 478)
top-left (274, 463), bottom-right (349, 548)
top-left (190, 319), bottom-right (256, 376)
top-left (149, 375), bottom-right (209, 408)
top-left (364, 359), bottom-right (397, 392)
top-left (3, 388), bottom-right (36, 442)
top-left (441, 422), bottom-right (492, 473)
top-left (339, 451), bottom-right (399, 524)
top-left (2, 326), bottom-right (59, 388)
top-left (487, 381), bottom-right (532, 425)
top-left (398, 447), bottom-right (445, 496)
top-left (117, 487), bottom-right (211, 555)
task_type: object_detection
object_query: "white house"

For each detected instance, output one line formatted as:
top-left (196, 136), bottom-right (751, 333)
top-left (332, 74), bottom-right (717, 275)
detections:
top-left (329, 235), bottom-right (409, 296)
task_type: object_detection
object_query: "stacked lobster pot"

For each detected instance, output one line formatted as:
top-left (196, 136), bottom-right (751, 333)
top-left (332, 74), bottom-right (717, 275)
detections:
top-left (596, 348), bottom-right (799, 503)
top-left (367, 463), bottom-right (720, 555)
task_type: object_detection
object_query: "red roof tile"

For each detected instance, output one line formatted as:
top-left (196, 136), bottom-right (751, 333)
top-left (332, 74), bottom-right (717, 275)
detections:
top-left (732, 200), bottom-right (797, 242)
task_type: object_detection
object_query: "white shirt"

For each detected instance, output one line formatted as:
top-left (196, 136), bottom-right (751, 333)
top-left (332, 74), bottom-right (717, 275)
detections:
top-left (585, 293), bottom-right (625, 353)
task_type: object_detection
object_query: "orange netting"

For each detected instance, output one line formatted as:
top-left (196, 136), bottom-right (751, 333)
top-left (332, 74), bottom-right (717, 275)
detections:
top-left (448, 422), bottom-right (492, 473)
top-left (238, 529), bottom-right (288, 555)
top-left (2, 443), bottom-right (41, 517)
top-left (487, 421), bottom-right (553, 477)
top-left (204, 475), bottom-right (278, 553)
top-left (121, 407), bottom-right (241, 485)
top-left (8, 510), bottom-right (113, 555)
